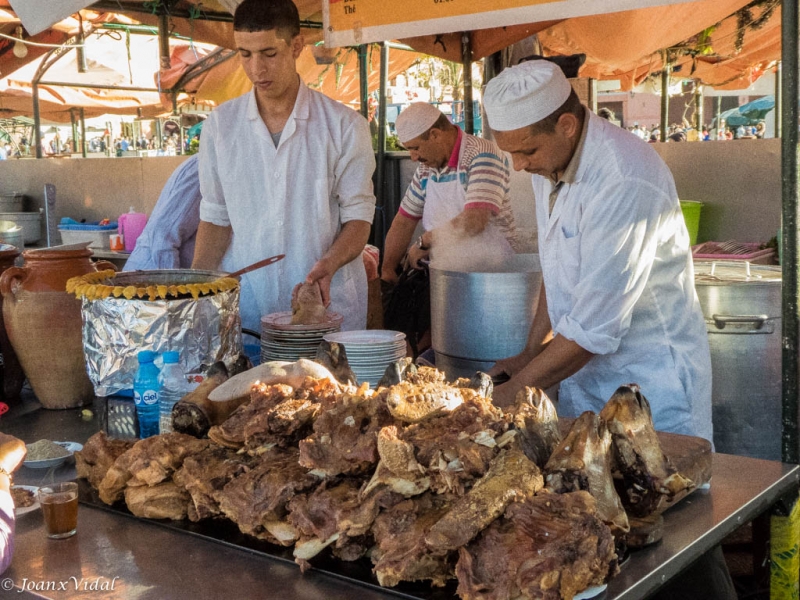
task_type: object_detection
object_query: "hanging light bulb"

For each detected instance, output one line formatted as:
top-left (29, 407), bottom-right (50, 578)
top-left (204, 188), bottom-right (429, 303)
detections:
top-left (12, 27), bottom-right (28, 59)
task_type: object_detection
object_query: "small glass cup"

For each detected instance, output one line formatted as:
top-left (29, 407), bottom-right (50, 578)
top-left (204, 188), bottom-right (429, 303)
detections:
top-left (38, 482), bottom-right (78, 539)
top-left (109, 233), bottom-right (124, 251)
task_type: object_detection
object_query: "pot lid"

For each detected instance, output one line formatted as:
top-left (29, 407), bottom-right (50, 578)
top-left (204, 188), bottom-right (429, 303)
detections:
top-left (694, 260), bottom-right (781, 284)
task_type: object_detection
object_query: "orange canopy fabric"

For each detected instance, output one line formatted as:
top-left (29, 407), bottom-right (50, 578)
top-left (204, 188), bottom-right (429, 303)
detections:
top-left (0, 0), bottom-right (787, 119)
top-left (536, 0), bottom-right (758, 89)
top-left (167, 42), bottom-right (420, 108)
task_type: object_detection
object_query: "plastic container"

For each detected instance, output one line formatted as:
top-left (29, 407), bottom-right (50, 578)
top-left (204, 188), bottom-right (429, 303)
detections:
top-left (133, 350), bottom-right (160, 438)
top-left (680, 200), bottom-right (703, 246)
top-left (0, 194), bottom-right (24, 212)
top-left (118, 207), bottom-right (147, 253)
top-left (158, 351), bottom-right (186, 434)
top-left (692, 242), bottom-right (776, 265)
top-left (59, 227), bottom-right (118, 249)
top-left (58, 219), bottom-right (119, 249)
top-left (0, 212), bottom-right (41, 244)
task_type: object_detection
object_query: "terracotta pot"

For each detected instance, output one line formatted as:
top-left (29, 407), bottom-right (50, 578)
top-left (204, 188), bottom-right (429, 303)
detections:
top-left (0, 247), bottom-right (115, 409)
top-left (0, 244), bottom-right (22, 401)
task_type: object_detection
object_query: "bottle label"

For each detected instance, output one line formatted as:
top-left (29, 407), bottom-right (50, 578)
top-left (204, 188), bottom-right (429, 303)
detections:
top-left (134, 389), bottom-right (159, 406)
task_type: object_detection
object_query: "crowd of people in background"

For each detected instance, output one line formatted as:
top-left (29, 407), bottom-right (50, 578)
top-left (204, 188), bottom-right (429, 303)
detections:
top-left (596, 106), bottom-right (767, 142)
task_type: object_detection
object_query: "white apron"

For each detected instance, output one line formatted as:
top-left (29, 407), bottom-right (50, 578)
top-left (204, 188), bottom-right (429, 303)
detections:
top-left (422, 135), bottom-right (514, 270)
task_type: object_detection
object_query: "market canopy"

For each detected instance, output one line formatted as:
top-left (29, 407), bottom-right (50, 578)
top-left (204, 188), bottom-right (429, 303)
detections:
top-left (0, 0), bottom-right (786, 112)
top-left (712, 94), bottom-right (776, 127)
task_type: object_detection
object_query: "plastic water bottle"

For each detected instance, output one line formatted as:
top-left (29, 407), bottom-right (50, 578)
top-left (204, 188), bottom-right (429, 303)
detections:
top-left (133, 351), bottom-right (160, 438)
top-left (159, 351), bottom-right (186, 434)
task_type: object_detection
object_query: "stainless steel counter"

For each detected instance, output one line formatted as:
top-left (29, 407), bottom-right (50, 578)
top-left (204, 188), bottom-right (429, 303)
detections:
top-left (2, 394), bottom-right (798, 600)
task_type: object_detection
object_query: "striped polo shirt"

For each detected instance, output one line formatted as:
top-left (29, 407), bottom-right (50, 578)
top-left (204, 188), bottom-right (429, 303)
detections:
top-left (399, 129), bottom-right (521, 251)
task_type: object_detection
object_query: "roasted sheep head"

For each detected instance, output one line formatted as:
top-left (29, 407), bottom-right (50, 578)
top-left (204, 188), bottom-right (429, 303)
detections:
top-left (503, 387), bottom-right (561, 469)
top-left (385, 380), bottom-right (465, 423)
top-left (375, 396), bottom-right (512, 495)
top-left (544, 412), bottom-right (629, 536)
top-left (600, 384), bottom-right (695, 517)
top-left (377, 357), bottom-right (417, 388)
top-left (315, 340), bottom-right (357, 386)
top-left (291, 281), bottom-right (327, 325)
top-left (456, 491), bottom-right (618, 600)
top-left (425, 447), bottom-right (543, 554)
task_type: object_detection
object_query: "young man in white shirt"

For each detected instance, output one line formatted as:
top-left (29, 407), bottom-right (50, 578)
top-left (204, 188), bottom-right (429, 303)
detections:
top-left (192, 0), bottom-right (375, 332)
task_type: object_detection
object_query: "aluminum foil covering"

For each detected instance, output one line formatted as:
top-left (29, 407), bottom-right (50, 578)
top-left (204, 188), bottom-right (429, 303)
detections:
top-left (81, 270), bottom-right (242, 396)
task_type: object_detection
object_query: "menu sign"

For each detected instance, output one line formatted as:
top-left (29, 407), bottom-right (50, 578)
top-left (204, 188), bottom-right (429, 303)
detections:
top-left (324, 0), bottom-right (693, 47)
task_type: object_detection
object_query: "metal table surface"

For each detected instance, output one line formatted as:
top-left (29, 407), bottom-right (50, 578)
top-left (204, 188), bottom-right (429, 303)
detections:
top-left (2, 394), bottom-right (798, 600)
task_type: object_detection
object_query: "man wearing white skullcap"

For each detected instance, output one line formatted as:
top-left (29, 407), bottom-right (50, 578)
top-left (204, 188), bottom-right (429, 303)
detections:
top-left (485, 60), bottom-right (714, 450)
top-left (380, 102), bottom-right (521, 353)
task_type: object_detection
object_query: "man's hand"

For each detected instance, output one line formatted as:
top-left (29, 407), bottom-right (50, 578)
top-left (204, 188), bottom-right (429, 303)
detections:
top-left (305, 258), bottom-right (335, 307)
top-left (405, 244), bottom-right (430, 270)
top-left (491, 382), bottom-right (519, 408)
top-left (380, 270), bottom-right (400, 286)
top-left (488, 351), bottom-right (532, 380)
top-left (0, 433), bottom-right (26, 476)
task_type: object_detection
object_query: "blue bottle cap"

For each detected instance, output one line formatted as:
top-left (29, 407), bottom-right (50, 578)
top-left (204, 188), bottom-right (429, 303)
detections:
top-left (163, 351), bottom-right (180, 364)
top-left (137, 350), bottom-right (156, 363)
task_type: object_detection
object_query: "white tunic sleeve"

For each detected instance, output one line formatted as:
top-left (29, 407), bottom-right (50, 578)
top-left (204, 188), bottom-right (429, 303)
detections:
top-left (333, 116), bottom-right (376, 224)
top-left (198, 113), bottom-right (231, 226)
top-left (552, 178), bottom-right (672, 355)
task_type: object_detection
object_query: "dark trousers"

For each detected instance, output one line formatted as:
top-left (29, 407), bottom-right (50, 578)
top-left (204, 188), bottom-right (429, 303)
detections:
top-left (650, 546), bottom-right (737, 600)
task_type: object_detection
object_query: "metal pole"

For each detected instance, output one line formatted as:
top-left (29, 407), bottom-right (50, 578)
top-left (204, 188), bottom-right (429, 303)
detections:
top-left (776, 61), bottom-right (783, 138)
top-left (781, 0), bottom-right (800, 465)
top-left (358, 44), bottom-right (369, 120)
top-left (695, 83), bottom-right (704, 132)
top-left (158, 12), bottom-right (171, 71)
top-left (589, 78), bottom-right (598, 114)
top-left (660, 63), bottom-right (670, 142)
top-left (79, 107), bottom-right (86, 158)
top-left (70, 108), bottom-right (78, 155)
top-left (461, 32), bottom-right (474, 135)
top-left (38, 81), bottom-right (162, 92)
top-left (375, 43), bottom-right (389, 248)
top-left (76, 29), bottom-right (88, 73)
top-left (33, 83), bottom-right (42, 159)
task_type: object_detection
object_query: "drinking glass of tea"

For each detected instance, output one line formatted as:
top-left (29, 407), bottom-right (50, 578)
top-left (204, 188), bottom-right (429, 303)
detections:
top-left (38, 482), bottom-right (78, 539)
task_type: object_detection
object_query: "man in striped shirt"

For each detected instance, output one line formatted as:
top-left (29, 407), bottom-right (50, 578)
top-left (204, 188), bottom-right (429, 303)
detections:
top-left (380, 103), bottom-right (520, 285)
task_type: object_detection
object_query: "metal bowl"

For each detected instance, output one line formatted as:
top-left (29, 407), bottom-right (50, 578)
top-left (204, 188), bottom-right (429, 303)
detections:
top-left (112, 269), bottom-right (230, 286)
top-left (0, 221), bottom-right (24, 249)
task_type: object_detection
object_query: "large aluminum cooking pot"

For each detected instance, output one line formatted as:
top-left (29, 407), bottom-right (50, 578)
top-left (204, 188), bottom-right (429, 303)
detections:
top-left (694, 261), bottom-right (781, 460)
top-left (81, 269), bottom-right (242, 396)
top-left (430, 254), bottom-right (542, 379)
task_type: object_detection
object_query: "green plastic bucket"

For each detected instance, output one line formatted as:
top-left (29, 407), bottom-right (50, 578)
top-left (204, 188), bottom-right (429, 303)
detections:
top-left (680, 201), bottom-right (703, 246)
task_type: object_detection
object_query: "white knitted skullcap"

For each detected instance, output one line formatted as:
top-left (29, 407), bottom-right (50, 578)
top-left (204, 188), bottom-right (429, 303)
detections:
top-left (395, 103), bottom-right (444, 143)
top-left (484, 60), bottom-right (572, 131)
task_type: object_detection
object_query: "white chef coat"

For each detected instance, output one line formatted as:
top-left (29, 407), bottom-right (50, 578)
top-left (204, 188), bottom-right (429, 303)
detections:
top-left (533, 110), bottom-right (712, 442)
top-left (199, 83), bottom-right (376, 332)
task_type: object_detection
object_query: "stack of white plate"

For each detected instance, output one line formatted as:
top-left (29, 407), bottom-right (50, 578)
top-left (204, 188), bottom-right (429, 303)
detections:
top-left (322, 330), bottom-right (407, 387)
top-left (261, 311), bottom-right (343, 363)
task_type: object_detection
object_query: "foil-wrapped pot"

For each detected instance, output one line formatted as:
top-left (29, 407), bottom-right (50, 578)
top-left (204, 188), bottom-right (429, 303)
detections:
top-left (81, 270), bottom-right (242, 396)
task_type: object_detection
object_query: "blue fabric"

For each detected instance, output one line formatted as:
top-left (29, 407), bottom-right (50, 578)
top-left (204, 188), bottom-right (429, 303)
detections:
top-left (124, 155), bottom-right (201, 271)
top-left (58, 218), bottom-right (118, 230)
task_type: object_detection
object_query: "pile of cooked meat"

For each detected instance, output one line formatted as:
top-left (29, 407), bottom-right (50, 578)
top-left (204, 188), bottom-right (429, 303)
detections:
top-left (77, 361), bottom-right (697, 600)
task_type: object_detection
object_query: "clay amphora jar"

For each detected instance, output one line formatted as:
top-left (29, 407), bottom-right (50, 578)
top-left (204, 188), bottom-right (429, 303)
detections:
top-left (0, 247), bottom-right (115, 409)
top-left (0, 244), bottom-right (22, 401)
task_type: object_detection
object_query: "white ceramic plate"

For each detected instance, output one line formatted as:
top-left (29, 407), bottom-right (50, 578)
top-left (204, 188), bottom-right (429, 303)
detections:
top-left (23, 441), bottom-right (83, 469)
top-left (324, 330), bottom-right (405, 345)
top-left (11, 485), bottom-right (39, 516)
top-left (574, 584), bottom-right (607, 600)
